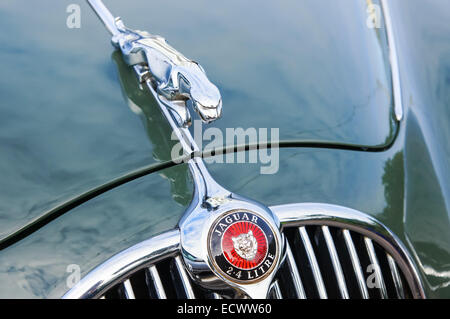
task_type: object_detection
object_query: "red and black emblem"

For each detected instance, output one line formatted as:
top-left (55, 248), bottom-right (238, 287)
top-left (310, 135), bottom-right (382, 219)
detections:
top-left (208, 210), bottom-right (278, 283)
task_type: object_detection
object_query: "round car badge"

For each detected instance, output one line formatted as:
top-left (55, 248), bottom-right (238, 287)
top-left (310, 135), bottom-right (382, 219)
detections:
top-left (208, 210), bottom-right (278, 283)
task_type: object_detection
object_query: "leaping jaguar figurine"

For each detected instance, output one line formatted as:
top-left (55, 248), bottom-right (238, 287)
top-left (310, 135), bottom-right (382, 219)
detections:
top-left (89, 0), bottom-right (222, 125)
top-left (114, 19), bottom-right (222, 124)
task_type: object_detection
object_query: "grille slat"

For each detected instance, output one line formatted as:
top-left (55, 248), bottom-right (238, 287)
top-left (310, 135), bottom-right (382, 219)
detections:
top-left (147, 265), bottom-right (167, 299)
top-left (321, 226), bottom-right (349, 299)
top-left (123, 279), bottom-right (136, 299)
top-left (387, 254), bottom-right (405, 299)
top-left (270, 280), bottom-right (283, 299)
top-left (364, 237), bottom-right (388, 299)
top-left (174, 256), bottom-right (196, 299)
top-left (342, 229), bottom-right (369, 299)
top-left (298, 226), bottom-right (327, 299)
top-left (285, 241), bottom-right (307, 299)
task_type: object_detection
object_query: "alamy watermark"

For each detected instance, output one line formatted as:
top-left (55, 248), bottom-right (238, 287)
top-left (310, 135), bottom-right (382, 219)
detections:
top-left (366, 263), bottom-right (382, 289)
top-left (66, 264), bottom-right (81, 288)
top-left (66, 4), bottom-right (81, 29)
top-left (171, 120), bottom-right (280, 175)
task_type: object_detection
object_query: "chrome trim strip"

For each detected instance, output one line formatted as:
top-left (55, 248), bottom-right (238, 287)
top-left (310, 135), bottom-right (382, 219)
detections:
top-left (387, 253), bottom-right (405, 299)
top-left (364, 237), bottom-right (388, 299)
top-left (380, 0), bottom-right (403, 121)
top-left (298, 227), bottom-right (327, 299)
top-left (148, 265), bottom-right (167, 299)
top-left (174, 255), bottom-right (196, 299)
top-left (342, 229), bottom-right (369, 299)
top-left (270, 281), bottom-right (283, 299)
top-left (285, 241), bottom-right (307, 299)
top-left (322, 226), bottom-right (349, 299)
top-left (63, 229), bottom-right (180, 299)
top-left (123, 279), bottom-right (136, 299)
top-left (272, 203), bottom-right (425, 298)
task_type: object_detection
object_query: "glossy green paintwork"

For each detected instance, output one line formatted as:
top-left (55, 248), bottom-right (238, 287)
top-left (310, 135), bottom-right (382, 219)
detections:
top-left (0, 0), bottom-right (395, 242)
top-left (388, 0), bottom-right (450, 297)
top-left (0, 1), bottom-right (162, 241)
top-left (0, 164), bottom-right (193, 298)
top-left (0, 0), bottom-right (448, 298)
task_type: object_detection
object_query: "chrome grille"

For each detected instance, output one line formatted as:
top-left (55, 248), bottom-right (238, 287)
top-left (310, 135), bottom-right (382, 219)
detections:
top-left (63, 203), bottom-right (425, 299)
top-left (272, 225), bottom-right (413, 299)
top-left (92, 225), bottom-right (415, 299)
top-left (102, 256), bottom-right (199, 299)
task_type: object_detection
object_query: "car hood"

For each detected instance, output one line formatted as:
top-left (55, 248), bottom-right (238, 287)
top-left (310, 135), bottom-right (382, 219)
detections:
top-left (0, 0), bottom-right (394, 241)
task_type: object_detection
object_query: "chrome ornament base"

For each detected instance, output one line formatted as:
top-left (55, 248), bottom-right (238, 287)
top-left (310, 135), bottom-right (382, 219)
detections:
top-left (179, 191), bottom-right (284, 298)
top-left (179, 158), bottom-right (284, 298)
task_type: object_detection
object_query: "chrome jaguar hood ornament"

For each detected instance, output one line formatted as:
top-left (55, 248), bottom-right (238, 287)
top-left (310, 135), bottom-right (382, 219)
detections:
top-left (89, 0), bottom-right (222, 126)
top-left (88, 0), bottom-right (283, 299)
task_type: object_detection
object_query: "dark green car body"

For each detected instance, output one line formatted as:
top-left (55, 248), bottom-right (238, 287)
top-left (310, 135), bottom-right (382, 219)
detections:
top-left (0, 0), bottom-right (448, 298)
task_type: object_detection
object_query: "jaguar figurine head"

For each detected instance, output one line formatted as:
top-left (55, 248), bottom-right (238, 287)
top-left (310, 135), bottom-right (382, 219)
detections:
top-left (184, 66), bottom-right (222, 124)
